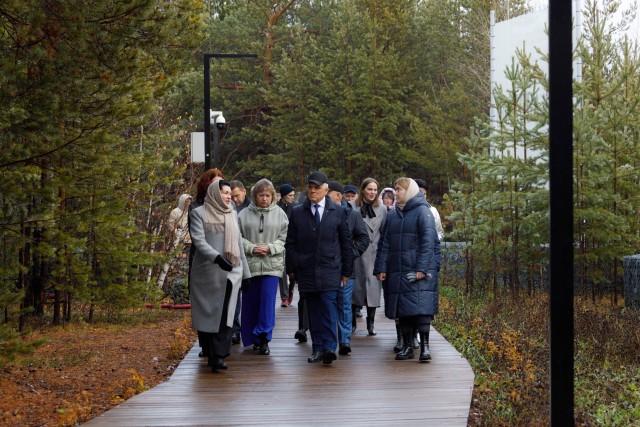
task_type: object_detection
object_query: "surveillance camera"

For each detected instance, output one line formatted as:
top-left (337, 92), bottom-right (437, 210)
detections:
top-left (215, 114), bottom-right (225, 130)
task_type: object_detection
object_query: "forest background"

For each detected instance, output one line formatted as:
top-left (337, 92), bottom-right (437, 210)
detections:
top-left (1, 0), bottom-right (639, 425)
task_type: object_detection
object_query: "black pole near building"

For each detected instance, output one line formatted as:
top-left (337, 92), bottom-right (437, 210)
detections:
top-left (204, 53), bottom-right (257, 170)
top-left (548, 1), bottom-right (574, 425)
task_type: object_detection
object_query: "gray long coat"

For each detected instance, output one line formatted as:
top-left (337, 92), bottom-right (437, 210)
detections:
top-left (351, 202), bottom-right (387, 307)
top-left (189, 206), bottom-right (249, 333)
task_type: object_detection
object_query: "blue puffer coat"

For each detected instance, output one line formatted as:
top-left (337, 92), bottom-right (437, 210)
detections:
top-left (374, 192), bottom-right (441, 319)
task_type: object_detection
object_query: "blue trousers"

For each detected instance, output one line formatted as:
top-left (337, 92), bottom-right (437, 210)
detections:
top-left (337, 278), bottom-right (354, 344)
top-left (240, 275), bottom-right (278, 347)
top-left (305, 290), bottom-right (338, 353)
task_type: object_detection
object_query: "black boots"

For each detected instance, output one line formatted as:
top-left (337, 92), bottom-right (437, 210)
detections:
top-left (366, 317), bottom-right (377, 335)
top-left (198, 331), bottom-right (211, 358)
top-left (294, 329), bottom-right (307, 342)
top-left (395, 327), bottom-right (414, 360)
top-left (209, 355), bottom-right (228, 372)
top-left (259, 332), bottom-right (270, 355)
top-left (419, 330), bottom-right (431, 362)
top-left (339, 343), bottom-right (352, 355)
top-left (393, 323), bottom-right (403, 352)
top-left (231, 331), bottom-right (241, 345)
top-left (366, 307), bottom-right (377, 335)
top-left (412, 327), bottom-right (420, 349)
top-left (394, 323), bottom-right (431, 362)
top-left (308, 350), bottom-right (324, 363)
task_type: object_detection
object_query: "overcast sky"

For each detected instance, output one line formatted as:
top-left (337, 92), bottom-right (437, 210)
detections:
top-left (528, 0), bottom-right (639, 40)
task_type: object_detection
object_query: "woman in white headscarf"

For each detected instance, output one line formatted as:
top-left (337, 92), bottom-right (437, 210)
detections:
top-left (374, 178), bottom-right (441, 363)
top-left (189, 180), bottom-right (249, 372)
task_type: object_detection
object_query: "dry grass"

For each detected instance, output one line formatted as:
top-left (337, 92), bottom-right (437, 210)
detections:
top-left (436, 284), bottom-right (640, 426)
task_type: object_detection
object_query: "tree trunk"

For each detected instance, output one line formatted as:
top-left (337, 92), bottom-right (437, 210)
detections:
top-left (64, 292), bottom-right (72, 323)
top-left (52, 290), bottom-right (63, 325)
top-left (31, 227), bottom-right (48, 316)
top-left (18, 220), bottom-right (32, 333)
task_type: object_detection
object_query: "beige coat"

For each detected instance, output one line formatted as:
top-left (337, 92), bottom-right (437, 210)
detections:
top-left (189, 206), bottom-right (249, 333)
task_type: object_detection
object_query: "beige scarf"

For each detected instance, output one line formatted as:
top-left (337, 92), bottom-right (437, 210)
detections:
top-left (203, 181), bottom-right (241, 267)
top-left (396, 179), bottom-right (420, 211)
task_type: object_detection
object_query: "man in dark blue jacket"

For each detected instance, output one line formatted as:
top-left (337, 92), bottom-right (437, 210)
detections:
top-left (285, 172), bottom-right (354, 365)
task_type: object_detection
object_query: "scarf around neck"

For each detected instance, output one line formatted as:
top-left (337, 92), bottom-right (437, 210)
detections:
top-left (360, 201), bottom-right (377, 219)
top-left (203, 182), bottom-right (240, 267)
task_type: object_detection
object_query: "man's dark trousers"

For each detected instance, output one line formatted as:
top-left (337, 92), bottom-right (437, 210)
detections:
top-left (305, 290), bottom-right (338, 353)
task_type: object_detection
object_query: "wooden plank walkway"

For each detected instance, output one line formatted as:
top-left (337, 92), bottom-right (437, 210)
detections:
top-left (86, 293), bottom-right (474, 426)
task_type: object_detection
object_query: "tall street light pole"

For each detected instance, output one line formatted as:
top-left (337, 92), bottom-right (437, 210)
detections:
top-left (548, 1), bottom-right (574, 425)
top-left (204, 53), bottom-right (257, 170)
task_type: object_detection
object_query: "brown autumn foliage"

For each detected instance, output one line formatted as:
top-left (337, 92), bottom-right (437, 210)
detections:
top-left (0, 309), bottom-right (195, 426)
top-left (436, 283), bottom-right (640, 426)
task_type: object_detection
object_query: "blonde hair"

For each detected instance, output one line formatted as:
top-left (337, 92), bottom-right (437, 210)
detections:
top-left (251, 178), bottom-right (276, 205)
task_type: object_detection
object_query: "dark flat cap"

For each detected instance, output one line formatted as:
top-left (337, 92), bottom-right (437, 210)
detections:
top-left (343, 184), bottom-right (358, 194)
top-left (327, 181), bottom-right (344, 194)
top-left (307, 171), bottom-right (328, 185)
top-left (414, 178), bottom-right (427, 190)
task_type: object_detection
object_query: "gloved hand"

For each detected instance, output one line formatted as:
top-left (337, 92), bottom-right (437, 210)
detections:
top-left (406, 272), bottom-right (417, 283)
top-left (214, 255), bottom-right (233, 272)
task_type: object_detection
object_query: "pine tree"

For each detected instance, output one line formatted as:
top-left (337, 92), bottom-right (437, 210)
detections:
top-left (574, 0), bottom-right (640, 302)
top-left (450, 45), bottom-right (549, 297)
top-left (0, 0), bottom-right (207, 327)
top-left (448, 0), bottom-right (640, 300)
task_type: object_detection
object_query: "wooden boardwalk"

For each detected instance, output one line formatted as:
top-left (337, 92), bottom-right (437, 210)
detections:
top-left (86, 294), bottom-right (474, 426)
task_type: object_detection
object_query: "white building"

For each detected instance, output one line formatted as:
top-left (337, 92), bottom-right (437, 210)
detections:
top-left (489, 2), bottom-right (583, 161)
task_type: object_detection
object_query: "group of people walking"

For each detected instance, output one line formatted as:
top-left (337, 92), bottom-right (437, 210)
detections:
top-left (183, 167), bottom-right (441, 372)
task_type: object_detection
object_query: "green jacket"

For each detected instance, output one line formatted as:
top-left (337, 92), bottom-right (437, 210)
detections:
top-left (238, 202), bottom-right (289, 278)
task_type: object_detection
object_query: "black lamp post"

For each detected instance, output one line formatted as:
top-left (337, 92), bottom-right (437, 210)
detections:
top-left (548, 1), bottom-right (574, 425)
top-left (203, 53), bottom-right (257, 170)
